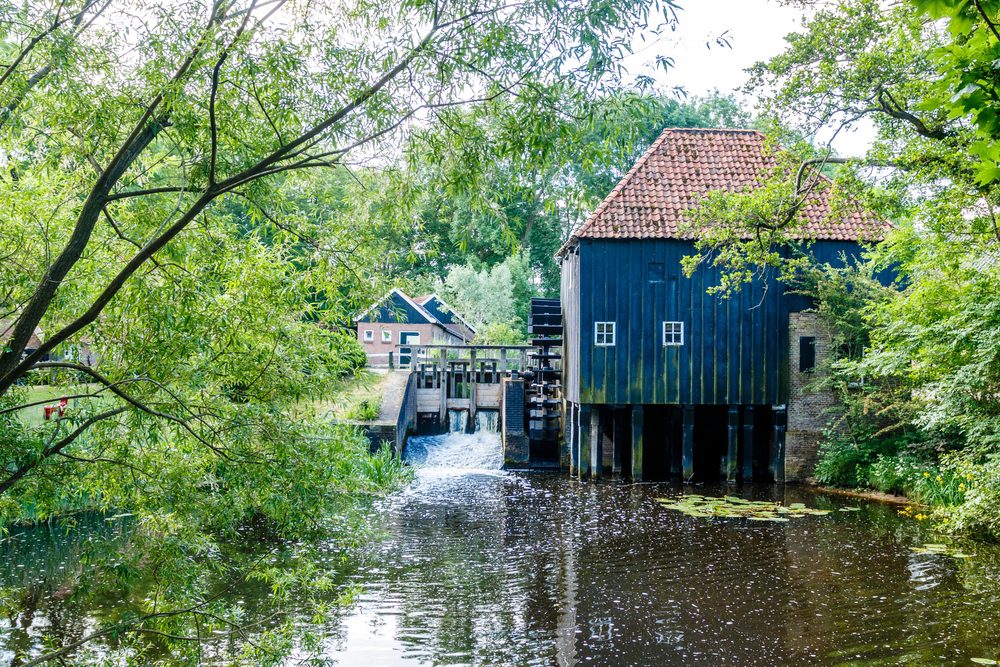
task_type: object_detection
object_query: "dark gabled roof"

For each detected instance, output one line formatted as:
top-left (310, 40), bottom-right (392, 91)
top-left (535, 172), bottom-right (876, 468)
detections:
top-left (414, 294), bottom-right (476, 335)
top-left (355, 289), bottom-right (437, 325)
top-left (355, 290), bottom-right (475, 338)
top-left (559, 128), bottom-right (886, 255)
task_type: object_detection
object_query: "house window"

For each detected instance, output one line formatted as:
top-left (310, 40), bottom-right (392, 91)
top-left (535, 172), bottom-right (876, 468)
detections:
top-left (381, 329), bottom-right (392, 343)
top-left (799, 336), bottom-right (817, 372)
top-left (595, 321), bottom-right (616, 347)
top-left (363, 330), bottom-right (374, 343)
top-left (663, 321), bottom-right (684, 346)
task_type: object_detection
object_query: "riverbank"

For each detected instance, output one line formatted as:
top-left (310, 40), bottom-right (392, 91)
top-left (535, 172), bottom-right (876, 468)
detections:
top-left (807, 481), bottom-right (914, 505)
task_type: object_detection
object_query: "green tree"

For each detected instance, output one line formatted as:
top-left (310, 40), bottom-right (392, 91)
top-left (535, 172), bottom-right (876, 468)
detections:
top-left (680, 0), bottom-right (1000, 539)
top-left (0, 0), bottom-right (680, 659)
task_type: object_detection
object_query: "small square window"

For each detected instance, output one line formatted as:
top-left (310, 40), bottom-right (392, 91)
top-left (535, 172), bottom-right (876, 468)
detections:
top-left (663, 321), bottom-right (684, 346)
top-left (595, 321), bottom-right (616, 347)
top-left (381, 330), bottom-right (392, 343)
top-left (363, 329), bottom-right (374, 342)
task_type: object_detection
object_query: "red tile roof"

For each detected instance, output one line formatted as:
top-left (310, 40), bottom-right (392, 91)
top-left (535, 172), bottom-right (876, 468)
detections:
top-left (559, 128), bottom-right (886, 255)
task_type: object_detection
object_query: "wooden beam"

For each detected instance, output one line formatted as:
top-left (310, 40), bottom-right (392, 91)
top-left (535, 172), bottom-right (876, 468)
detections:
top-left (578, 404), bottom-right (591, 481)
top-left (612, 409), bottom-right (627, 475)
top-left (589, 406), bottom-right (603, 480)
top-left (669, 408), bottom-right (682, 479)
top-left (469, 349), bottom-right (478, 428)
top-left (438, 348), bottom-right (447, 429)
top-left (742, 405), bottom-right (755, 481)
top-left (682, 405), bottom-right (695, 482)
top-left (726, 405), bottom-right (739, 483)
top-left (631, 405), bottom-right (644, 482)
top-left (771, 406), bottom-right (787, 483)
top-left (566, 402), bottom-right (577, 475)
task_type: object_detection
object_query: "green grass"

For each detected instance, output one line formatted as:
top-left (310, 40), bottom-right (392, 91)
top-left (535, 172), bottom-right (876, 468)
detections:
top-left (14, 385), bottom-right (100, 427)
top-left (294, 370), bottom-right (389, 423)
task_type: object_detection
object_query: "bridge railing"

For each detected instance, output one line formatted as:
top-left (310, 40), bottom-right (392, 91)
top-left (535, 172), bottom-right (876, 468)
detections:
top-left (392, 344), bottom-right (534, 374)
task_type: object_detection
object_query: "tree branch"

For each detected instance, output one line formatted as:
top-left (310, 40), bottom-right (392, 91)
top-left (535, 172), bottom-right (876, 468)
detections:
top-left (0, 406), bottom-right (127, 495)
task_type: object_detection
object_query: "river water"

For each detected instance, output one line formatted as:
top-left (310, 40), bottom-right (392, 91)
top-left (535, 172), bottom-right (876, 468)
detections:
top-left (4, 430), bottom-right (1000, 665)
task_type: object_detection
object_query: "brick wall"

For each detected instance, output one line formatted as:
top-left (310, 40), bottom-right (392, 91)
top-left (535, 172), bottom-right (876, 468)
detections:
top-left (786, 312), bottom-right (837, 481)
top-left (356, 322), bottom-right (460, 366)
top-left (501, 378), bottom-right (529, 465)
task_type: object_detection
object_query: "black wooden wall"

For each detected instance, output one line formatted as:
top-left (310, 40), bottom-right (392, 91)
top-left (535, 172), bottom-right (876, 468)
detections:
top-left (560, 238), bottom-right (865, 406)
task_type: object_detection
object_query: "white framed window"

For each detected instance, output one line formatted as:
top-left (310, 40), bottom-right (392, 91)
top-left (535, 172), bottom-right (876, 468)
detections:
top-left (595, 321), bottom-right (616, 347)
top-left (381, 329), bottom-right (392, 343)
top-left (363, 329), bottom-right (374, 342)
top-left (663, 321), bottom-right (684, 346)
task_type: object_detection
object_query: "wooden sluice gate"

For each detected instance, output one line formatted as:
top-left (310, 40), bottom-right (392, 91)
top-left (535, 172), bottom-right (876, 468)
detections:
top-left (395, 300), bottom-right (566, 467)
top-left (398, 344), bottom-right (532, 433)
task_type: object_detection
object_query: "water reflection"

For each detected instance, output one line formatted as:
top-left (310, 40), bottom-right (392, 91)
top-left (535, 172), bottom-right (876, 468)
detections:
top-left (3, 432), bottom-right (1000, 666)
top-left (323, 432), bottom-right (1000, 665)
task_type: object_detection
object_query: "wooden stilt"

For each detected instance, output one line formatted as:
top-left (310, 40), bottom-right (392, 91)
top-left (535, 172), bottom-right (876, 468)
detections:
top-left (669, 408), bottom-right (682, 478)
top-left (578, 405), bottom-right (591, 481)
top-left (438, 349), bottom-right (447, 429)
top-left (567, 403), bottom-right (578, 475)
top-left (612, 409), bottom-right (627, 476)
top-left (682, 405), bottom-right (695, 482)
top-left (469, 349), bottom-right (477, 430)
top-left (726, 405), bottom-right (739, 483)
top-left (770, 406), bottom-right (787, 483)
top-left (589, 407), bottom-right (602, 480)
top-left (631, 405), bottom-right (644, 482)
top-left (742, 405), bottom-right (755, 481)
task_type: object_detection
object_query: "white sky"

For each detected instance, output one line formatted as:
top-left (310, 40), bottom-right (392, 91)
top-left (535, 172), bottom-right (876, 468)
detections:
top-left (634, 0), bottom-right (874, 156)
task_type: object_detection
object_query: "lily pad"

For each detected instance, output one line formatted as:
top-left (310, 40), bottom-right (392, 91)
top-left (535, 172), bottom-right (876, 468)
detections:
top-left (970, 658), bottom-right (997, 665)
top-left (910, 543), bottom-right (975, 559)
top-left (657, 495), bottom-right (834, 522)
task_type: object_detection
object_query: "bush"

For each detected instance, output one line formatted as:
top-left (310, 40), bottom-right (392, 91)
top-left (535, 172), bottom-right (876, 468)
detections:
top-left (344, 398), bottom-right (381, 422)
top-left (938, 457), bottom-right (1000, 542)
top-left (359, 442), bottom-right (412, 489)
top-left (813, 430), bottom-right (903, 488)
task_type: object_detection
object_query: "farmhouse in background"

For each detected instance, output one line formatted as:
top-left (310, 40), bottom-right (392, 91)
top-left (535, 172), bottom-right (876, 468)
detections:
top-left (558, 128), bottom-right (886, 483)
top-left (355, 289), bottom-right (475, 367)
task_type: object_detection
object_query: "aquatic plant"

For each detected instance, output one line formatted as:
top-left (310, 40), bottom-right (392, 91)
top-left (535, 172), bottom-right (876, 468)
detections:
top-left (656, 495), bottom-right (834, 522)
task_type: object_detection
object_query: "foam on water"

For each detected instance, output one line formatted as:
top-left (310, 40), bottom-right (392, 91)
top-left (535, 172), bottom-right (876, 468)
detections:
top-left (405, 430), bottom-right (504, 472)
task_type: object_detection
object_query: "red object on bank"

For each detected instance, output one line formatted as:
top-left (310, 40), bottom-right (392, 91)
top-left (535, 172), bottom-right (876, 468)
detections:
top-left (43, 398), bottom-right (68, 421)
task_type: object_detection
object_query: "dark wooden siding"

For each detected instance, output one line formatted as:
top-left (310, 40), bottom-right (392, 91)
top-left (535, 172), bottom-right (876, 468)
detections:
top-left (564, 238), bottom-right (865, 406)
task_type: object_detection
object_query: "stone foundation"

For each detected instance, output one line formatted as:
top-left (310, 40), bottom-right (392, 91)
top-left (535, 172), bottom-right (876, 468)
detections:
top-left (786, 311), bottom-right (837, 481)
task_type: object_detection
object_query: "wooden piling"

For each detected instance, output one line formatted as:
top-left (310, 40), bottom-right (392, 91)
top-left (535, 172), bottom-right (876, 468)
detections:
top-left (742, 405), bottom-right (755, 481)
top-left (578, 404), bottom-right (591, 480)
top-left (726, 405), bottom-right (739, 483)
top-left (612, 409), bottom-right (627, 475)
top-left (770, 406), bottom-right (786, 483)
top-left (566, 402), bottom-right (577, 474)
top-left (438, 349), bottom-right (447, 429)
top-left (469, 349), bottom-right (478, 427)
top-left (589, 407), bottom-right (602, 480)
top-left (631, 405), bottom-right (644, 482)
top-left (682, 405), bottom-right (695, 482)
